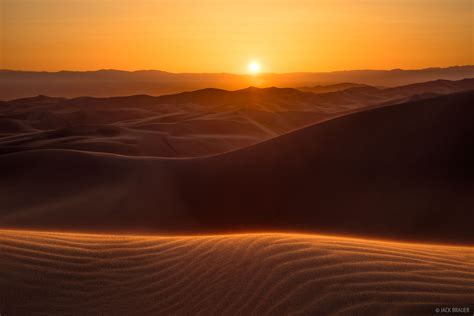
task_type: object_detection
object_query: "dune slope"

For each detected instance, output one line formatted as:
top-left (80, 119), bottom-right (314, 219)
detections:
top-left (1, 230), bottom-right (473, 315)
top-left (0, 92), bottom-right (473, 242)
top-left (176, 91), bottom-right (474, 242)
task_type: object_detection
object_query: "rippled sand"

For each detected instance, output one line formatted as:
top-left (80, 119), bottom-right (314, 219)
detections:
top-left (1, 229), bottom-right (472, 315)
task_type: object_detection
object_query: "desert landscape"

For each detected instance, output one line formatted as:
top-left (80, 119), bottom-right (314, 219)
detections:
top-left (2, 0), bottom-right (474, 314)
top-left (1, 77), bottom-right (473, 157)
top-left (1, 75), bottom-right (473, 314)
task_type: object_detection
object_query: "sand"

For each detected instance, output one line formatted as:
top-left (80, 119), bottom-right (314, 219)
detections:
top-left (1, 92), bottom-right (473, 243)
top-left (1, 229), bottom-right (472, 315)
top-left (1, 83), bottom-right (473, 315)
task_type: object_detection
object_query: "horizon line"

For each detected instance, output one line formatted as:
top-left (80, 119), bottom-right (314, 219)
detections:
top-left (1, 64), bottom-right (473, 75)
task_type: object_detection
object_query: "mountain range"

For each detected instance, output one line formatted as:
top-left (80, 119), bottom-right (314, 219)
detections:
top-left (1, 65), bottom-right (473, 99)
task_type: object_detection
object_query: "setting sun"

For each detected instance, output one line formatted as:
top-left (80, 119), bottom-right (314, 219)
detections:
top-left (248, 62), bottom-right (261, 74)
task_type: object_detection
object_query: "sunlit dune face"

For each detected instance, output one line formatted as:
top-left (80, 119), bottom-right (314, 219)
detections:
top-left (248, 61), bottom-right (261, 74)
top-left (1, 229), bottom-right (472, 315)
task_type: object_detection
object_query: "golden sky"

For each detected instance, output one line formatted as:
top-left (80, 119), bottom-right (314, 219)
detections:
top-left (1, 0), bottom-right (473, 73)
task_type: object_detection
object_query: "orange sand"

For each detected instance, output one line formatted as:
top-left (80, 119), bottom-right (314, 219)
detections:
top-left (1, 229), bottom-right (473, 315)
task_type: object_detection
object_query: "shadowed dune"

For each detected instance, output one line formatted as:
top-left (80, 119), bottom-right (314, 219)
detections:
top-left (0, 230), bottom-right (473, 315)
top-left (1, 92), bottom-right (473, 242)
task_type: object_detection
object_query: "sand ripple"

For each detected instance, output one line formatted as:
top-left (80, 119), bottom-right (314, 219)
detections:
top-left (1, 230), bottom-right (473, 315)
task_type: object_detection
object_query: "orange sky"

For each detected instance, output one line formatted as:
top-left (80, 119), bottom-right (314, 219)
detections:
top-left (1, 0), bottom-right (473, 73)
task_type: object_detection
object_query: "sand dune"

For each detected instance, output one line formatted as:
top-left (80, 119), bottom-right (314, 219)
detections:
top-left (1, 78), bottom-right (473, 315)
top-left (0, 229), bottom-right (472, 315)
top-left (1, 92), bottom-right (473, 243)
top-left (1, 79), bottom-right (473, 157)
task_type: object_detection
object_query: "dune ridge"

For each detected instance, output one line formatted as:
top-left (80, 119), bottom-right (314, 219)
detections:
top-left (1, 78), bottom-right (472, 157)
top-left (1, 229), bottom-right (473, 315)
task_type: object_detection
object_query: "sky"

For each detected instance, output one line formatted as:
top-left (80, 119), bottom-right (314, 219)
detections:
top-left (1, 0), bottom-right (473, 73)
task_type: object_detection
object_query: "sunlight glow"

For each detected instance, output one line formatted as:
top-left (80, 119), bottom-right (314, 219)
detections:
top-left (248, 61), bottom-right (261, 74)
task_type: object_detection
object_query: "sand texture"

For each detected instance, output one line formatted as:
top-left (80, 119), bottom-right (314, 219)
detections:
top-left (1, 230), bottom-right (473, 315)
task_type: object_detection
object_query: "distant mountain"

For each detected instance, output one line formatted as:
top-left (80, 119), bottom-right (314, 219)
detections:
top-left (298, 83), bottom-right (372, 93)
top-left (0, 66), bottom-right (473, 100)
top-left (1, 78), bottom-right (473, 157)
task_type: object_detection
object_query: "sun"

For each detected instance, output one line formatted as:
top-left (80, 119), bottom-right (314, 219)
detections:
top-left (248, 61), bottom-right (261, 74)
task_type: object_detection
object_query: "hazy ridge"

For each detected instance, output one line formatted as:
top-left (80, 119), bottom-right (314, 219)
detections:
top-left (1, 65), bottom-right (473, 100)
